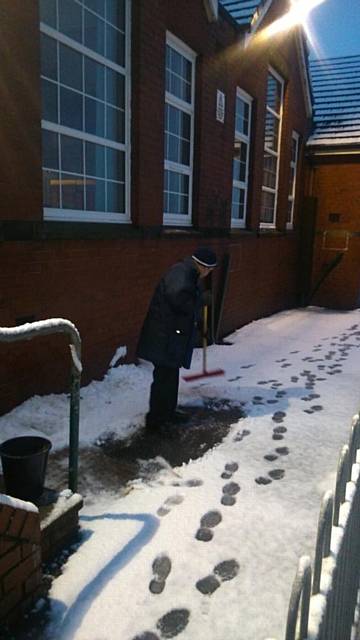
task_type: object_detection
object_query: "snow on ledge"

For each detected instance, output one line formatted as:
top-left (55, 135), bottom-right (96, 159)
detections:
top-left (0, 492), bottom-right (39, 514)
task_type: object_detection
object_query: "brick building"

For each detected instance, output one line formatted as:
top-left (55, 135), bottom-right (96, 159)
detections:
top-left (306, 54), bottom-right (360, 309)
top-left (0, 0), bottom-right (312, 415)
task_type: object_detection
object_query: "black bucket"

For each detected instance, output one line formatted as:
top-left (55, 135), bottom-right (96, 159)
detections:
top-left (0, 436), bottom-right (52, 502)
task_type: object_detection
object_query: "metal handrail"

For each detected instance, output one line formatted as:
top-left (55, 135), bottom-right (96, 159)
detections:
top-left (285, 555), bottom-right (312, 640)
top-left (0, 318), bottom-right (82, 492)
top-left (349, 414), bottom-right (360, 467)
top-left (334, 445), bottom-right (350, 526)
top-left (312, 490), bottom-right (334, 595)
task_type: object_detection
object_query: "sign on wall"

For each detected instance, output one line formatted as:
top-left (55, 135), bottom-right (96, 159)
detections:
top-left (216, 90), bottom-right (225, 123)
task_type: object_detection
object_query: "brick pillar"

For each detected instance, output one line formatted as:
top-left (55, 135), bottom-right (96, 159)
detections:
top-left (0, 497), bottom-right (42, 626)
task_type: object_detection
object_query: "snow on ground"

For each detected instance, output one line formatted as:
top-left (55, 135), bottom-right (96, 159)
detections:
top-left (1, 306), bottom-right (360, 639)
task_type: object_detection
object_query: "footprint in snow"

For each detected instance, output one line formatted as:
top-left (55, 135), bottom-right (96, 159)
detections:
top-left (221, 482), bottom-right (240, 507)
top-left (156, 609), bottom-right (190, 638)
top-left (264, 453), bottom-right (278, 462)
top-left (272, 411), bottom-right (286, 423)
top-left (196, 559), bottom-right (240, 595)
top-left (157, 494), bottom-right (184, 517)
top-left (149, 555), bottom-right (172, 594)
top-left (195, 510), bottom-right (222, 542)
top-left (221, 461), bottom-right (239, 479)
top-left (273, 426), bottom-right (287, 434)
top-left (233, 429), bottom-right (250, 443)
top-left (172, 478), bottom-right (203, 488)
top-left (255, 469), bottom-right (285, 484)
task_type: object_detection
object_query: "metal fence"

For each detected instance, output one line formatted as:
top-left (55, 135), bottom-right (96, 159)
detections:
top-left (285, 412), bottom-right (360, 640)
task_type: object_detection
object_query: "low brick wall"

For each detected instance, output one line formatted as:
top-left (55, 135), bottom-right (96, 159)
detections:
top-left (0, 495), bottom-right (42, 625)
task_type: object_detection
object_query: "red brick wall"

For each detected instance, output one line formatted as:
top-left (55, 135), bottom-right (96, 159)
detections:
top-left (0, 499), bottom-right (42, 625)
top-left (308, 160), bottom-right (360, 309)
top-left (0, 1), bottom-right (43, 222)
top-left (0, 0), bottom-right (310, 415)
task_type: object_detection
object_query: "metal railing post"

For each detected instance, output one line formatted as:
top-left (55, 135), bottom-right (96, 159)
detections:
top-left (285, 556), bottom-right (312, 640)
top-left (334, 445), bottom-right (350, 526)
top-left (312, 490), bottom-right (334, 595)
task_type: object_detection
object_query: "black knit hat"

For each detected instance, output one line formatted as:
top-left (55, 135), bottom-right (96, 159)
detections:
top-left (192, 247), bottom-right (217, 268)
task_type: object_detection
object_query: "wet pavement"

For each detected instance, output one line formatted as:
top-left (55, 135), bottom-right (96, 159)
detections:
top-left (0, 399), bottom-right (245, 640)
top-left (48, 398), bottom-right (245, 497)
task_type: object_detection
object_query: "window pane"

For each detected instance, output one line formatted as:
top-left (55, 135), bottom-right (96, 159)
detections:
top-left (42, 80), bottom-right (58, 123)
top-left (61, 173), bottom-right (85, 209)
top-left (59, 0), bottom-right (83, 43)
top-left (107, 181), bottom-right (125, 212)
top-left (40, 0), bottom-right (57, 28)
top-left (84, 0), bottom-right (105, 17)
top-left (106, 68), bottom-right (125, 107)
top-left (180, 111), bottom-right (191, 140)
top-left (106, 0), bottom-right (126, 30)
top-left (106, 105), bottom-right (124, 142)
top-left (106, 148), bottom-right (125, 181)
top-left (85, 178), bottom-right (105, 211)
top-left (84, 10), bottom-right (105, 56)
top-left (260, 190), bottom-right (275, 223)
top-left (164, 170), bottom-right (189, 215)
top-left (86, 142), bottom-right (105, 177)
top-left (263, 152), bottom-right (277, 189)
top-left (233, 142), bottom-right (247, 182)
top-left (166, 45), bottom-right (192, 104)
top-left (167, 104), bottom-right (180, 136)
top-left (60, 87), bottom-right (83, 130)
top-left (232, 187), bottom-right (245, 220)
top-left (42, 130), bottom-right (59, 169)
top-left (85, 97), bottom-right (105, 137)
top-left (60, 44), bottom-right (82, 91)
top-left (266, 73), bottom-right (282, 114)
top-left (106, 24), bottom-right (125, 66)
top-left (41, 35), bottom-right (57, 81)
top-left (43, 170), bottom-right (60, 207)
top-left (61, 135), bottom-right (83, 174)
top-left (180, 140), bottom-right (190, 165)
top-left (235, 97), bottom-right (249, 136)
top-left (167, 134), bottom-right (179, 163)
top-left (85, 57), bottom-right (105, 99)
top-left (264, 111), bottom-right (279, 151)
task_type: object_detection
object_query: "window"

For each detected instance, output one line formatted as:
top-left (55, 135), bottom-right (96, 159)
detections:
top-left (287, 131), bottom-right (299, 228)
top-left (260, 68), bottom-right (284, 227)
top-left (163, 33), bottom-right (195, 225)
top-left (40, 0), bottom-right (130, 223)
top-left (231, 89), bottom-right (252, 228)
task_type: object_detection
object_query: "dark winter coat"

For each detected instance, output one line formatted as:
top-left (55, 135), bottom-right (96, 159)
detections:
top-left (136, 257), bottom-right (201, 369)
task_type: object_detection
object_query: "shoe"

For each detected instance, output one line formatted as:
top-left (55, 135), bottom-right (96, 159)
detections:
top-left (145, 414), bottom-right (173, 432)
top-left (171, 409), bottom-right (190, 424)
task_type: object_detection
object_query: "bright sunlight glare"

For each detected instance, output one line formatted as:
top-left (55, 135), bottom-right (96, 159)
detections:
top-left (260, 0), bottom-right (327, 39)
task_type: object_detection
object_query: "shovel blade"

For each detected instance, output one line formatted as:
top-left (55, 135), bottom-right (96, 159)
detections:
top-left (182, 368), bottom-right (225, 382)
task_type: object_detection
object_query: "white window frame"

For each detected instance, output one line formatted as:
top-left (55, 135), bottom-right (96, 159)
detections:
top-left (40, 0), bottom-right (131, 224)
top-left (231, 87), bottom-right (253, 229)
top-left (260, 66), bottom-right (284, 229)
top-left (163, 32), bottom-right (196, 227)
top-left (287, 130), bottom-right (300, 229)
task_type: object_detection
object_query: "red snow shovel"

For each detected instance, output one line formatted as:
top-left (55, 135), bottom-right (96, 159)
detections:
top-left (183, 305), bottom-right (225, 382)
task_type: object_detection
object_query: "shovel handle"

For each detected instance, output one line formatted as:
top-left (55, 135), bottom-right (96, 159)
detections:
top-left (203, 305), bottom-right (208, 373)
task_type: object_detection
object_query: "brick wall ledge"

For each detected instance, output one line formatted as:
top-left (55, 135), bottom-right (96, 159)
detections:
top-left (0, 221), bottom-right (230, 241)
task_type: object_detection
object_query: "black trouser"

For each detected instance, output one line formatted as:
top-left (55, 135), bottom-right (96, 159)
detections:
top-left (148, 365), bottom-right (179, 423)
